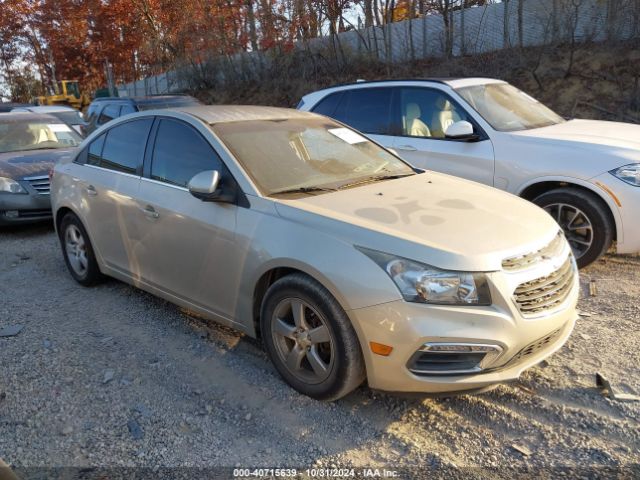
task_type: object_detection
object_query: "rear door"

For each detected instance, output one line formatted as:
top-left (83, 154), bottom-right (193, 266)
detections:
top-left (80, 118), bottom-right (153, 275)
top-left (134, 117), bottom-right (239, 319)
top-left (391, 87), bottom-right (495, 186)
top-left (311, 87), bottom-right (395, 148)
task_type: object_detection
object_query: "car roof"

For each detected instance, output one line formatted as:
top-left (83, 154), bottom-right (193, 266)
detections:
top-left (0, 112), bottom-right (67, 123)
top-left (90, 95), bottom-right (200, 105)
top-left (311, 77), bottom-right (504, 93)
top-left (167, 105), bottom-right (317, 124)
top-left (0, 102), bottom-right (35, 112)
top-left (13, 105), bottom-right (77, 113)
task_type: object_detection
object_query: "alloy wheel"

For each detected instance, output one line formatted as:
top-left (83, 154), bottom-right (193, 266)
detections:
top-left (271, 298), bottom-right (334, 385)
top-left (65, 224), bottom-right (89, 276)
top-left (543, 203), bottom-right (593, 259)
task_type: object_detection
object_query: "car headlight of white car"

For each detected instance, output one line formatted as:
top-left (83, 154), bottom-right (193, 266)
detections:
top-left (609, 163), bottom-right (640, 186)
top-left (358, 247), bottom-right (492, 305)
top-left (0, 177), bottom-right (27, 194)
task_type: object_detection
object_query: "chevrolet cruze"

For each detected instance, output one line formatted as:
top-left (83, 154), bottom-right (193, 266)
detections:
top-left (51, 106), bottom-right (578, 400)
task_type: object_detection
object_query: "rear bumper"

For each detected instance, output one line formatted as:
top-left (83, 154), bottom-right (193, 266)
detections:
top-left (347, 276), bottom-right (578, 394)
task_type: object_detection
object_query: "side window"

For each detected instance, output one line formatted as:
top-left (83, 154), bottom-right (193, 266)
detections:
top-left (100, 119), bottom-right (153, 174)
top-left (120, 104), bottom-right (136, 116)
top-left (332, 88), bottom-right (392, 135)
top-left (87, 133), bottom-right (106, 166)
top-left (98, 104), bottom-right (120, 125)
top-left (311, 92), bottom-right (343, 117)
top-left (151, 119), bottom-right (222, 188)
top-left (399, 88), bottom-right (472, 139)
top-left (86, 104), bottom-right (99, 124)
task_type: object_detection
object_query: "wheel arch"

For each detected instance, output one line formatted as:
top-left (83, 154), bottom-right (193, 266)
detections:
top-left (54, 205), bottom-right (76, 235)
top-left (251, 262), bottom-right (353, 341)
top-left (517, 177), bottom-right (620, 242)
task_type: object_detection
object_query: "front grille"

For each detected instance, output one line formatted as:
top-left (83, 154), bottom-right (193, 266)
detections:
top-left (513, 255), bottom-right (575, 317)
top-left (507, 326), bottom-right (563, 365)
top-left (502, 231), bottom-right (565, 271)
top-left (24, 175), bottom-right (50, 195)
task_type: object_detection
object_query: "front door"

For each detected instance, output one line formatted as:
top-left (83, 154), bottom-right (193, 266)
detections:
top-left (134, 118), bottom-right (239, 320)
top-left (392, 87), bottom-right (495, 186)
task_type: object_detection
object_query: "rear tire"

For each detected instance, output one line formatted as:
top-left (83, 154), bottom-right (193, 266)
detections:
top-left (533, 188), bottom-right (613, 268)
top-left (59, 212), bottom-right (103, 286)
top-left (260, 273), bottom-right (366, 401)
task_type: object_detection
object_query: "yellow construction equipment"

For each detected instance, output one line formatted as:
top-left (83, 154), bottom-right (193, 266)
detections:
top-left (37, 80), bottom-right (90, 110)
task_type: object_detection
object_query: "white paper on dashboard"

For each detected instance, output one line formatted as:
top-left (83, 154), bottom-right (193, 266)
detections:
top-left (328, 128), bottom-right (367, 144)
top-left (49, 124), bottom-right (72, 132)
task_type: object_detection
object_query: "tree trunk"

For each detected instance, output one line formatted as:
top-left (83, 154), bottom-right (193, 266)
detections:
top-left (246, 0), bottom-right (259, 49)
top-left (364, 0), bottom-right (374, 27)
top-left (503, 0), bottom-right (510, 49)
top-left (518, 0), bottom-right (524, 48)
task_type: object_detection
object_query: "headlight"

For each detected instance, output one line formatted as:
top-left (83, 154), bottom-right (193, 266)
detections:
top-left (358, 247), bottom-right (492, 305)
top-left (609, 163), bottom-right (640, 186)
top-left (0, 177), bottom-right (27, 194)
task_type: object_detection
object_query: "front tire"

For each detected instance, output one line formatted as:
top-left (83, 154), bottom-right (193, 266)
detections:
top-left (59, 212), bottom-right (103, 286)
top-left (260, 273), bottom-right (366, 401)
top-left (533, 188), bottom-right (613, 268)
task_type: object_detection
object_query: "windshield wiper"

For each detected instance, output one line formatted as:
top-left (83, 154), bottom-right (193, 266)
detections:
top-left (337, 173), bottom-right (414, 190)
top-left (270, 185), bottom-right (337, 196)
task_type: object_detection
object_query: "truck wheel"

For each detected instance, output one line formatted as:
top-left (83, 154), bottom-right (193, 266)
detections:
top-left (533, 188), bottom-right (613, 268)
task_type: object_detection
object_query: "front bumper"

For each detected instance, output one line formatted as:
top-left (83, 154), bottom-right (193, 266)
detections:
top-left (590, 173), bottom-right (640, 254)
top-left (347, 270), bottom-right (578, 394)
top-left (0, 179), bottom-right (52, 226)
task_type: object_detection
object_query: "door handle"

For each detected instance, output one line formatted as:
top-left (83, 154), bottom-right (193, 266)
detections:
top-left (142, 205), bottom-right (160, 219)
top-left (396, 144), bottom-right (417, 152)
top-left (86, 185), bottom-right (97, 196)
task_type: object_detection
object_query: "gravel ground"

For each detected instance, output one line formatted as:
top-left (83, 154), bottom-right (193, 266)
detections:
top-left (0, 224), bottom-right (639, 477)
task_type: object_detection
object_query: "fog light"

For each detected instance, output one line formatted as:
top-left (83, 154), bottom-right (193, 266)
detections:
top-left (4, 210), bottom-right (19, 219)
top-left (408, 343), bottom-right (503, 375)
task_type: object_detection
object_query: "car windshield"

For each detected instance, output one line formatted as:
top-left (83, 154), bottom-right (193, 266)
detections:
top-left (212, 117), bottom-right (415, 196)
top-left (51, 111), bottom-right (84, 125)
top-left (0, 119), bottom-right (82, 153)
top-left (456, 83), bottom-right (564, 132)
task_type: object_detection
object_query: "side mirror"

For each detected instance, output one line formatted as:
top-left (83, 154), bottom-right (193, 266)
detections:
top-left (445, 121), bottom-right (479, 141)
top-left (188, 170), bottom-right (238, 203)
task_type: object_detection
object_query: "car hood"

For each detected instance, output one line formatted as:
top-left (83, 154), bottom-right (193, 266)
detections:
top-left (511, 119), bottom-right (640, 157)
top-left (0, 148), bottom-right (76, 179)
top-left (273, 172), bottom-right (560, 272)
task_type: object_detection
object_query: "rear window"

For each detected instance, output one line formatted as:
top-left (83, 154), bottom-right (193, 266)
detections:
top-left (319, 88), bottom-right (393, 135)
top-left (51, 111), bottom-right (85, 125)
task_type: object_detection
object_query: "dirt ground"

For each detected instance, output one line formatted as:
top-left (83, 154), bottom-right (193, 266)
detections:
top-left (0, 224), bottom-right (639, 478)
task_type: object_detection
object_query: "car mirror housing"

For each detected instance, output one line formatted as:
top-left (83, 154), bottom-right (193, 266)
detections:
top-left (188, 170), bottom-right (235, 203)
top-left (445, 121), bottom-right (479, 141)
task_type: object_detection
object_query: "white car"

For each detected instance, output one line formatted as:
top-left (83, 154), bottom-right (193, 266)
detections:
top-left (298, 78), bottom-right (640, 268)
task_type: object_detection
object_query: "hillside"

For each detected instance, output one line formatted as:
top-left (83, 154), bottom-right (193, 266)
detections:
top-left (193, 40), bottom-right (640, 124)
